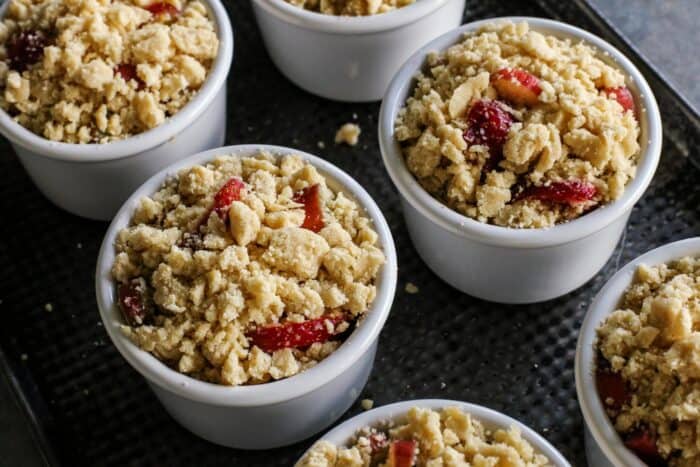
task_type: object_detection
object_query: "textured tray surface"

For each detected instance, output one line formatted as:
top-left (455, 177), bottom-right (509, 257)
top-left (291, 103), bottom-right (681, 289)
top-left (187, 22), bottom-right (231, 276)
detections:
top-left (0, 1), bottom-right (698, 466)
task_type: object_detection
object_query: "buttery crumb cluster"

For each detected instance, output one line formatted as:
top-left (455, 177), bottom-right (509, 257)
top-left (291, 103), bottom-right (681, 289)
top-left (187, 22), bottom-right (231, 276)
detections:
top-left (112, 151), bottom-right (385, 386)
top-left (285, 0), bottom-right (414, 16)
top-left (395, 21), bottom-right (641, 228)
top-left (296, 406), bottom-right (551, 466)
top-left (0, 0), bottom-right (219, 143)
top-left (596, 257), bottom-right (700, 466)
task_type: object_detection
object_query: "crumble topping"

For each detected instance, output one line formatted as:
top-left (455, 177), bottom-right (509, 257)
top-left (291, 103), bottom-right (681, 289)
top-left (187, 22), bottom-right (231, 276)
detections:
top-left (112, 151), bottom-right (385, 386)
top-left (596, 257), bottom-right (700, 466)
top-left (285, 0), bottom-right (414, 16)
top-left (395, 21), bottom-right (641, 228)
top-left (0, 0), bottom-right (219, 143)
top-left (335, 123), bottom-right (361, 147)
top-left (296, 406), bottom-right (551, 466)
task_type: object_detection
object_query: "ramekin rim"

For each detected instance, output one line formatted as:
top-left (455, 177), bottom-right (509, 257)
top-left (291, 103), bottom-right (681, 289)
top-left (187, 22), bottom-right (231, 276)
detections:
top-left (379, 16), bottom-right (662, 249)
top-left (0, 0), bottom-right (234, 163)
top-left (298, 399), bottom-right (572, 466)
top-left (251, 0), bottom-right (454, 34)
top-left (574, 237), bottom-right (700, 467)
top-left (95, 144), bottom-right (398, 407)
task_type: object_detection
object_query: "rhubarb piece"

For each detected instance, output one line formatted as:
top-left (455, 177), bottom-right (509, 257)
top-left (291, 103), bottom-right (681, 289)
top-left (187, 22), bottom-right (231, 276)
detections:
top-left (624, 429), bottom-right (666, 467)
top-left (145, 2), bottom-right (180, 17)
top-left (6, 30), bottom-right (48, 72)
top-left (115, 64), bottom-right (145, 90)
top-left (293, 183), bottom-right (324, 233)
top-left (212, 177), bottom-right (245, 219)
top-left (246, 315), bottom-right (345, 353)
top-left (388, 440), bottom-right (416, 467)
top-left (463, 99), bottom-right (515, 152)
top-left (603, 86), bottom-right (635, 114)
top-left (595, 368), bottom-right (629, 411)
top-left (518, 180), bottom-right (597, 205)
top-left (492, 68), bottom-right (542, 106)
top-left (118, 278), bottom-right (150, 326)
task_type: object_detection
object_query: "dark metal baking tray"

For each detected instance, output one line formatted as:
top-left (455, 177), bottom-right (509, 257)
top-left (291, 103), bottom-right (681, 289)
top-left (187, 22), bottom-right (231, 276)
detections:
top-left (1, 0), bottom-right (698, 465)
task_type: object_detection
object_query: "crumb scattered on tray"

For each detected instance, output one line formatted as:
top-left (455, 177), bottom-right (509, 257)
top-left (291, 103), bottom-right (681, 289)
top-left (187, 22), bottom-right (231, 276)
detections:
top-left (361, 398), bottom-right (374, 410)
top-left (44, 303), bottom-right (53, 312)
top-left (405, 282), bottom-right (419, 294)
top-left (335, 123), bottom-right (361, 146)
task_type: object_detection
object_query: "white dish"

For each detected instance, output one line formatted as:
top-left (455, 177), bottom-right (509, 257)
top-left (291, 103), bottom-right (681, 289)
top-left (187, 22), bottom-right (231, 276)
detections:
top-left (0, 0), bottom-right (234, 221)
top-left (575, 237), bottom-right (700, 467)
top-left (297, 399), bottom-right (572, 466)
top-left (379, 16), bottom-right (662, 303)
top-left (95, 144), bottom-right (398, 449)
top-left (251, 0), bottom-right (466, 102)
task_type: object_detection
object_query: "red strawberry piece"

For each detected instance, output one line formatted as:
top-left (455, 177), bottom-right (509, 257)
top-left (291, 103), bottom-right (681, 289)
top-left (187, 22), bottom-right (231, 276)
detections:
top-left (624, 429), bottom-right (666, 467)
top-left (115, 64), bottom-right (145, 90)
top-left (492, 68), bottom-right (542, 106)
top-left (518, 180), bottom-right (597, 205)
top-left (293, 183), bottom-right (324, 233)
top-left (595, 368), bottom-right (629, 411)
top-left (603, 86), bottom-right (635, 114)
top-left (246, 315), bottom-right (346, 353)
top-left (463, 99), bottom-right (515, 152)
top-left (388, 440), bottom-right (416, 467)
top-left (145, 2), bottom-right (180, 17)
top-left (369, 433), bottom-right (389, 453)
top-left (6, 29), bottom-right (49, 72)
top-left (118, 278), bottom-right (150, 326)
top-left (212, 177), bottom-right (245, 219)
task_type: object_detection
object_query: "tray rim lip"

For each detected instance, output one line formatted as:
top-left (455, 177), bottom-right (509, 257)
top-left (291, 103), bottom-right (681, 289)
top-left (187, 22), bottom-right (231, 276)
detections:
top-left (379, 15), bottom-right (662, 248)
top-left (95, 144), bottom-right (399, 407)
top-left (1, 2), bottom-right (698, 465)
top-left (298, 399), bottom-right (572, 466)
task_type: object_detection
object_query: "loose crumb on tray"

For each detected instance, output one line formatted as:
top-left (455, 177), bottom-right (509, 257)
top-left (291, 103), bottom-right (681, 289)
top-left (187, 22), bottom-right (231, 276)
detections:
top-left (335, 123), bottom-right (361, 147)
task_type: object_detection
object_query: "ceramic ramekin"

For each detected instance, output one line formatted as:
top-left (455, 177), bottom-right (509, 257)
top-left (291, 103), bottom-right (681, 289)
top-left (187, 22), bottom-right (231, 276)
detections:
top-left (251, 0), bottom-right (466, 102)
top-left (297, 399), bottom-right (572, 465)
top-left (95, 144), bottom-right (398, 449)
top-left (575, 237), bottom-right (700, 467)
top-left (379, 16), bottom-right (662, 304)
top-left (0, 0), bottom-right (233, 221)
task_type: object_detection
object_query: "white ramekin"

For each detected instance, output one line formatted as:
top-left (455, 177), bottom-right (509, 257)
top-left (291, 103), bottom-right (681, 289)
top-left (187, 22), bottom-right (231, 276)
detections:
top-left (251, 0), bottom-right (466, 102)
top-left (379, 16), bottom-right (662, 304)
top-left (575, 237), bottom-right (700, 467)
top-left (0, 0), bottom-right (233, 221)
top-left (95, 144), bottom-right (398, 449)
top-left (297, 399), bottom-right (572, 466)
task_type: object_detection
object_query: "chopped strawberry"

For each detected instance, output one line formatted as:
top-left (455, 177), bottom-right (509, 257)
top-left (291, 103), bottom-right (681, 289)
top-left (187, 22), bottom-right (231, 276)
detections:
top-left (118, 278), bottom-right (150, 326)
top-left (388, 440), bottom-right (416, 467)
top-left (463, 100), bottom-right (515, 152)
top-left (595, 368), bottom-right (629, 411)
top-left (293, 184), bottom-right (324, 233)
top-left (603, 86), bottom-right (635, 114)
top-left (246, 315), bottom-right (346, 353)
top-left (212, 177), bottom-right (245, 219)
top-left (145, 2), bottom-right (180, 17)
top-left (518, 180), bottom-right (597, 205)
top-left (7, 29), bottom-right (49, 72)
top-left (624, 429), bottom-right (666, 467)
top-left (492, 68), bottom-right (542, 106)
top-left (369, 433), bottom-right (389, 453)
top-left (115, 64), bottom-right (145, 90)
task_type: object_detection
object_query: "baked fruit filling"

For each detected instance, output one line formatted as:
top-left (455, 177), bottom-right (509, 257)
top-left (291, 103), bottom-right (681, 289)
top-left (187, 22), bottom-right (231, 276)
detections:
top-left (296, 406), bottom-right (552, 466)
top-left (596, 257), bottom-right (700, 466)
top-left (284, 0), bottom-right (415, 16)
top-left (112, 152), bottom-right (386, 386)
top-left (395, 21), bottom-right (641, 228)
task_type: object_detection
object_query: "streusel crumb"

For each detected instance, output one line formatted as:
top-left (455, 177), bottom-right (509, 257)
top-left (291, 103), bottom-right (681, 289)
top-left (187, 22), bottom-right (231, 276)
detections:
top-left (335, 123), bottom-right (361, 147)
top-left (0, 0), bottom-right (219, 143)
top-left (112, 151), bottom-right (385, 386)
top-left (596, 257), bottom-right (700, 466)
top-left (296, 406), bottom-right (552, 466)
top-left (286, 0), bottom-right (414, 16)
top-left (395, 21), bottom-right (640, 228)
